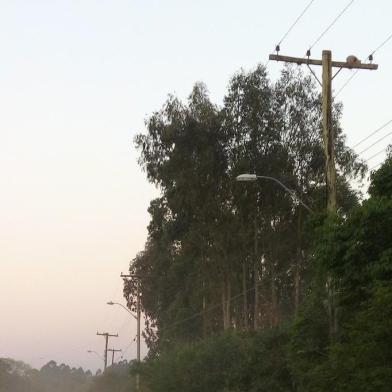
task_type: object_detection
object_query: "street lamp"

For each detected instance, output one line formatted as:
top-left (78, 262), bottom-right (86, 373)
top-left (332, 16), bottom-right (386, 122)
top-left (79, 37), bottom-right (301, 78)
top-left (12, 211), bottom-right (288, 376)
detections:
top-left (87, 350), bottom-right (104, 362)
top-left (107, 299), bottom-right (141, 391)
top-left (236, 173), bottom-right (313, 213)
top-left (107, 301), bottom-right (137, 319)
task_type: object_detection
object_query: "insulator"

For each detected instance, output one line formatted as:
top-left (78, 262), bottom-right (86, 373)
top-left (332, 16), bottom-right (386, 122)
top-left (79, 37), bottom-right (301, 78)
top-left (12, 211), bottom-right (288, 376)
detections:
top-left (306, 49), bottom-right (311, 58)
top-left (368, 54), bottom-right (373, 63)
top-left (275, 44), bottom-right (280, 53)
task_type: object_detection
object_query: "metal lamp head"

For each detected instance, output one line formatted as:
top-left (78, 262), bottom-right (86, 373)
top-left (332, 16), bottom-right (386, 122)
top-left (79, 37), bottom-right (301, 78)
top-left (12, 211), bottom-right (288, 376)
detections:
top-left (236, 174), bottom-right (257, 182)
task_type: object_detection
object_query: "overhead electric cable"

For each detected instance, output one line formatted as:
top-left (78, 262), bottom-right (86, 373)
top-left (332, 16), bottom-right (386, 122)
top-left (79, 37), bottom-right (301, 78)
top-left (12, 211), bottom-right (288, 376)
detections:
top-left (154, 277), bottom-right (269, 336)
top-left (120, 280), bottom-right (270, 352)
top-left (358, 130), bottom-right (392, 155)
top-left (266, 0), bottom-right (317, 67)
top-left (308, 0), bottom-right (355, 51)
top-left (335, 70), bottom-right (359, 97)
top-left (120, 335), bottom-right (136, 359)
top-left (369, 162), bottom-right (382, 171)
top-left (277, 0), bottom-right (317, 48)
top-left (369, 32), bottom-right (392, 58)
top-left (351, 119), bottom-right (392, 149)
top-left (364, 146), bottom-right (389, 162)
top-left (336, 31), bottom-right (392, 97)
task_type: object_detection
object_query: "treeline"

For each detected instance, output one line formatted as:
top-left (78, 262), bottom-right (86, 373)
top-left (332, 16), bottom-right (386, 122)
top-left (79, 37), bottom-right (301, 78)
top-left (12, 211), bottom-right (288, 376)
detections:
top-left (136, 156), bottom-right (392, 391)
top-left (0, 359), bottom-right (91, 392)
top-left (125, 64), bottom-right (363, 349)
top-left (124, 64), bottom-right (392, 391)
top-left (0, 358), bottom-right (136, 392)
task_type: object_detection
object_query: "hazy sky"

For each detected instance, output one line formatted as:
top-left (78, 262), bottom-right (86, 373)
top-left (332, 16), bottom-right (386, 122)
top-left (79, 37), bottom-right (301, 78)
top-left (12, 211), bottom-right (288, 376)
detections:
top-left (1, 0), bottom-right (391, 371)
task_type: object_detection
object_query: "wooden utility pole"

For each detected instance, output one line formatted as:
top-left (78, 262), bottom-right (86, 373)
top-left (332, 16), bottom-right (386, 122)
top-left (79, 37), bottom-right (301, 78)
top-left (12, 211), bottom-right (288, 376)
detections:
top-left (269, 51), bottom-right (378, 213)
top-left (96, 332), bottom-right (118, 371)
top-left (321, 50), bottom-right (336, 212)
top-left (107, 348), bottom-right (122, 366)
top-left (121, 273), bottom-right (143, 391)
top-left (270, 50), bottom-right (378, 340)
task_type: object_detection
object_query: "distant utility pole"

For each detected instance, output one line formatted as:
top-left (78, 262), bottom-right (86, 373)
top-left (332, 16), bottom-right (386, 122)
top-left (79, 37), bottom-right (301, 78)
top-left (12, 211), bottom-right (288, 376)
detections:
top-left (121, 272), bottom-right (143, 391)
top-left (269, 51), bottom-right (378, 213)
top-left (107, 348), bottom-right (122, 366)
top-left (96, 332), bottom-right (118, 371)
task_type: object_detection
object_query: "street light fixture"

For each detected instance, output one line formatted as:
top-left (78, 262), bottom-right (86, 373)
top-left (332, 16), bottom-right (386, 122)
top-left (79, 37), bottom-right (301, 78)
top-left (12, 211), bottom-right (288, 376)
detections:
top-left (235, 173), bottom-right (313, 213)
top-left (236, 174), bottom-right (258, 182)
top-left (87, 350), bottom-right (104, 361)
top-left (107, 298), bottom-right (141, 390)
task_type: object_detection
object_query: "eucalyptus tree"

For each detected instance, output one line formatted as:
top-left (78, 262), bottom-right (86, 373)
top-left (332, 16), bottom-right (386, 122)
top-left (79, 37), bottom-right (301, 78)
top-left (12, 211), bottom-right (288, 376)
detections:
top-left (128, 64), bottom-right (365, 353)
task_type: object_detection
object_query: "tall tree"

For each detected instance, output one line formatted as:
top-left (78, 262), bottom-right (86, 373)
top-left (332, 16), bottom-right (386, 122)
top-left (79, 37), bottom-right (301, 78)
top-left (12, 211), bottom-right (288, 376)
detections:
top-left (127, 65), bottom-right (365, 353)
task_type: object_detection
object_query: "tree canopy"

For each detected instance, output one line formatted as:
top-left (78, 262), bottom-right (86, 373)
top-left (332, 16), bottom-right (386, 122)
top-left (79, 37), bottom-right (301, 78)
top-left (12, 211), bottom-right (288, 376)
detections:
top-left (126, 65), bottom-right (364, 354)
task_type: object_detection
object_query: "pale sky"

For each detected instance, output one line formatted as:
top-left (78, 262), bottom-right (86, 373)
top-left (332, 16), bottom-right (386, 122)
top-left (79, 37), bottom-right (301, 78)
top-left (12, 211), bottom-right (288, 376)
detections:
top-left (1, 0), bottom-right (391, 372)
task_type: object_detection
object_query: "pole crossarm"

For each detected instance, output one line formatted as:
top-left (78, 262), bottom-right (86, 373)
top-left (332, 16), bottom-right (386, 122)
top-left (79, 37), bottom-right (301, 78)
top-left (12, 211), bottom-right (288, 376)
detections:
top-left (97, 332), bottom-right (119, 337)
top-left (269, 54), bottom-right (378, 70)
top-left (269, 49), bottom-right (378, 214)
top-left (107, 348), bottom-right (122, 366)
top-left (96, 332), bottom-right (119, 371)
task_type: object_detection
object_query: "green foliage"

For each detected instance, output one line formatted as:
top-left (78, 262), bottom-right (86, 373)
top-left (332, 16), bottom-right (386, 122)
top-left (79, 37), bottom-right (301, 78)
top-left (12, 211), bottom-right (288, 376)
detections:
top-left (135, 158), bottom-right (392, 390)
top-left (287, 158), bottom-right (392, 391)
top-left (127, 65), bottom-right (363, 354)
top-left (369, 152), bottom-right (392, 198)
top-left (87, 361), bottom-right (135, 392)
top-left (0, 358), bottom-right (39, 392)
top-left (140, 329), bottom-right (293, 392)
top-left (0, 358), bottom-right (92, 392)
top-left (0, 358), bottom-right (137, 392)
top-left (123, 64), bottom-right (391, 391)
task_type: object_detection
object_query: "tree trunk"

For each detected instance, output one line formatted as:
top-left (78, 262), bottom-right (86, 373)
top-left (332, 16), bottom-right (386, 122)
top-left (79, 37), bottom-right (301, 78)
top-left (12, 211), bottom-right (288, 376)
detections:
top-left (226, 277), bottom-right (231, 329)
top-left (269, 229), bottom-right (278, 326)
top-left (270, 261), bottom-right (278, 326)
top-left (222, 274), bottom-right (231, 330)
top-left (202, 280), bottom-right (207, 338)
top-left (222, 283), bottom-right (228, 330)
top-left (253, 214), bottom-right (259, 330)
top-left (242, 261), bottom-right (248, 330)
top-left (294, 209), bottom-right (303, 316)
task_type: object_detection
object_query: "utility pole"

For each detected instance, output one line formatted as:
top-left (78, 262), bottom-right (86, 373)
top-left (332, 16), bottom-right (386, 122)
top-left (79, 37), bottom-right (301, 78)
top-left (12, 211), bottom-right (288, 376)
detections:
top-left (269, 51), bottom-right (378, 213)
top-left (107, 348), bottom-right (122, 366)
top-left (121, 273), bottom-right (142, 391)
top-left (270, 50), bottom-right (378, 340)
top-left (96, 332), bottom-right (118, 371)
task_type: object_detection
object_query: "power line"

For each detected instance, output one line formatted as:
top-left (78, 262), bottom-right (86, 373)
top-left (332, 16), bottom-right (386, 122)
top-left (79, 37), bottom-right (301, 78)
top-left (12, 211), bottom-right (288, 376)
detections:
top-left (358, 130), bottom-right (392, 155)
top-left (336, 31), bottom-right (392, 97)
top-left (277, 0), bottom-right (317, 48)
top-left (120, 336), bottom-right (137, 359)
top-left (266, 0), bottom-right (317, 67)
top-left (129, 279), bottom-right (264, 343)
top-left (369, 32), bottom-right (392, 58)
top-left (334, 70), bottom-right (359, 97)
top-left (364, 146), bottom-right (389, 162)
top-left (351, 119), bottom-right (392, 149)
top-left (308, 0), bottom-right (355, 52)
top-left (369, 162), bottom-right (382, 171)
top-left (153, 277), bottom-right (267, 338)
